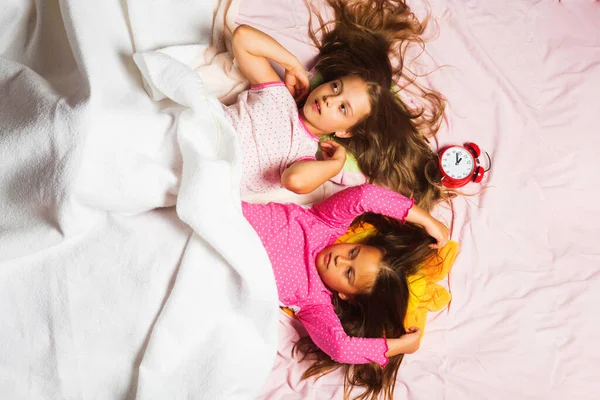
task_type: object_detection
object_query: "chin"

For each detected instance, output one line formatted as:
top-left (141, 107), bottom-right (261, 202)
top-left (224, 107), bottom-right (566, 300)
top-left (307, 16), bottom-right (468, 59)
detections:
top-left (304, 108), bottom-right (316, 125)
top-left (302, 101), bottom-right (311, 115)
top-left (316, 249), bottom-right (330, 272)
top-left (314, 250), bottom-right (322, 269)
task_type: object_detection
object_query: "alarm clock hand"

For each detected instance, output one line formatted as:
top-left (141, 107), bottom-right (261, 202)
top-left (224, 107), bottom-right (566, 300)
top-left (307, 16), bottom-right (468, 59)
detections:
top-left (455, 153), bottom-right (462, 165)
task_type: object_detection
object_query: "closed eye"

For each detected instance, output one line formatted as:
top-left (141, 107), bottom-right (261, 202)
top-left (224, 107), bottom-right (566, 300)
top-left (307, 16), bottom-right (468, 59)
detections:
top-left (349, 246), bottom-right (359, 259)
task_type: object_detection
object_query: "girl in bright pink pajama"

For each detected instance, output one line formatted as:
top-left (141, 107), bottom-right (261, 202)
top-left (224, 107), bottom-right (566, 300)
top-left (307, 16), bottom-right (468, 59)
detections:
top-left (242, 183), bottom-right (449, 366)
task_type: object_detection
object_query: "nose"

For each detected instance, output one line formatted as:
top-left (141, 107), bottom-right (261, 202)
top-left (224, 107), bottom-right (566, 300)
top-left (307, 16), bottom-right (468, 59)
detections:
top-left (334, 255), bottom-right (350, 268)
top-left (322, 94), bottom-right (338, 108)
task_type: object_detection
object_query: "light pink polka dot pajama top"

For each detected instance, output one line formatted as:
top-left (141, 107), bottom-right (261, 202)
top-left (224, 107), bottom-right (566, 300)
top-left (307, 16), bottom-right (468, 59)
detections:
top-left (222, 82), bottom-right (319, 195)
top-left (242, 184), bottom-right (415, 366)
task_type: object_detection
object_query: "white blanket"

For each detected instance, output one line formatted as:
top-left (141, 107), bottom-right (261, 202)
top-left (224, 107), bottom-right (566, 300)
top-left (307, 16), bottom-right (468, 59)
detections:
top-left (133, 49), bottom-right (279, 400)
top-left (0, 0), bottom-right (279, 399)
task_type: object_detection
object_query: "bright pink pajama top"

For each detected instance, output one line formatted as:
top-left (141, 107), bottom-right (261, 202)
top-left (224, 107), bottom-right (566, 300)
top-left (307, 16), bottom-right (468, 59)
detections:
top-left (242, 184), bottom-right (415, 366)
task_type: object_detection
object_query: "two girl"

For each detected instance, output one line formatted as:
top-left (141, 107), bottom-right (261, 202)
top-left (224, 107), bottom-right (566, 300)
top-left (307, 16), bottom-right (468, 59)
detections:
top-left (227, 0), bottom-right (448, 210)
top-left (226, 1), bottom-right (450, 398)
top-left (242, 184), bottom-right (448, 400)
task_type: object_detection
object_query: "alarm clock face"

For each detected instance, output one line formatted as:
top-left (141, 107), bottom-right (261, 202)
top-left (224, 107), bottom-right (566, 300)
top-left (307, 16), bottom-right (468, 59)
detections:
top-left (441, 147), bottom-right (475, 180)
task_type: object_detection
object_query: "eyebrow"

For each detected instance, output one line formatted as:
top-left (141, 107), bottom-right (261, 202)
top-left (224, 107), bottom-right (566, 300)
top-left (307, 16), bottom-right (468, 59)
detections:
top-left (349, 247), bottom-right (360, 285)
top-left (338, 80), bottom-right (354, 117)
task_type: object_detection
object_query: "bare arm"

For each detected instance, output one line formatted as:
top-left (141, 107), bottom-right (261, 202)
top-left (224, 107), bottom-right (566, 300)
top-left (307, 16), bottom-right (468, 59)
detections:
top-left (281, 141), bottom-right (345, 194)
top-left (232, 24), bottom-right (309, 97)
top-left (385, 327), bottom-right (421, 357)
top-left (281, 159), bottom-right (344, 194)
top-left (405, 205), bottom-right (449, 249)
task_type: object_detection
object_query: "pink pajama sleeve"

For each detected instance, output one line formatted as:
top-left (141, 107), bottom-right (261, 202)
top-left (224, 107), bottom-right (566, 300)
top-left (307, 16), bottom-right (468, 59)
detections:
top-left (296, 304), bottom-right (389, 366)
top-left (311, 184), bottom-right (415, 228)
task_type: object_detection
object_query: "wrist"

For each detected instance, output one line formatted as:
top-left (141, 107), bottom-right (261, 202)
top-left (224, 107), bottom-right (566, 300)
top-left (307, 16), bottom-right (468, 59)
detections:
top-left (320, 159), bottom-right (344, 178)
top-left (399, 334), bottom-right (420, 354)
top-left (331, 157), bottom-right (346, 171)
top-left (406, 205), bottom-right (430, 226)
top-left (282, 57), bottom-right (302, 73)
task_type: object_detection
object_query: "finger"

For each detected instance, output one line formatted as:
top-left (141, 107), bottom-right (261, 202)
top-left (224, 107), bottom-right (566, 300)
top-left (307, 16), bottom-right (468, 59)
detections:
top-left (296, 86), bottom-right (309, 102)
top-left (300, 73), bottom-right (309, 85)
top-left (297, 72), bottom-right (310, 88)
top-left (286, 84), bottom-right (296, 97)
top-left (296, 89), bottom-right (309, 102)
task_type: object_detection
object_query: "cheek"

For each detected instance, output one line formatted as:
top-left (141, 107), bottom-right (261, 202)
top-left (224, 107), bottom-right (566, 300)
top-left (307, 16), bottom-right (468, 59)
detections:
top-left (324, 271), bottom-right (340, 288)
top-left (325, 111), bottom-right (343, 127)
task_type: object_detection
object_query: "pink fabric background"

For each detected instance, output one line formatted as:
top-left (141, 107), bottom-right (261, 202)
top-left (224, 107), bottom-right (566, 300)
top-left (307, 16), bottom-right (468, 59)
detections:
top-left (236, 0), bottom-right (600, 398)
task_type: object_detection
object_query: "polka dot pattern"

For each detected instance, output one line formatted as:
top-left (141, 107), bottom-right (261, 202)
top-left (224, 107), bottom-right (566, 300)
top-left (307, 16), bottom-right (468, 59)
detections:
top-left (242, 184), bottom-right (415, 366)
top-left (222, 82), bottom-right (319, 195)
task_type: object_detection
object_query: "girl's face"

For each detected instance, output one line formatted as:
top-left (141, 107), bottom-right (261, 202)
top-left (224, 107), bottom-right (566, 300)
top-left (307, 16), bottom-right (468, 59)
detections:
top-left (315, 243), bottom-right (382, 299)
top-left (300, 75), bottom-right (372, 137)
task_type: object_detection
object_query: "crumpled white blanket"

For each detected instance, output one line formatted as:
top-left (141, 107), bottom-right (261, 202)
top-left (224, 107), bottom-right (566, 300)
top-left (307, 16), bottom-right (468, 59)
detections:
top-left (0, 0), bottom-right (279, 399)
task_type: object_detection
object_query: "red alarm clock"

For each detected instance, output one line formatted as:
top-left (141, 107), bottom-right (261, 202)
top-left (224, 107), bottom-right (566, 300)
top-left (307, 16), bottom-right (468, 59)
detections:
top-left (438, 142), bottom-right (486, 188)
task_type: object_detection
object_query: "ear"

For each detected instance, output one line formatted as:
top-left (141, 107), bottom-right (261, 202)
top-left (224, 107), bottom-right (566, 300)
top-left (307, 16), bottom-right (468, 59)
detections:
top-left (334, 131), bottom-right (353, 139)
top-left (338, 292), bottom-right (349, 301)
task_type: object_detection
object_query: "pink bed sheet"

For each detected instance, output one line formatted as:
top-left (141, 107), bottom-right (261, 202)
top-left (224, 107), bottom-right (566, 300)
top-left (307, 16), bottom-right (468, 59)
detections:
top-left (235, 0), bottom-right (600, 399)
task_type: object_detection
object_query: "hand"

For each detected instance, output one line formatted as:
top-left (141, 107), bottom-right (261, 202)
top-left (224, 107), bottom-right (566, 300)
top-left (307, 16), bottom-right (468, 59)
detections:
top-left (320, 140), bottom-right (347, 165)
top-left (385, 326), bottom-right (422, 357)
top-left (402, 327), bottom-right (421, 354)
top-left (284, 64), bottom-right (310, 102)
top-left (424, 217), bottom-right (450, 249)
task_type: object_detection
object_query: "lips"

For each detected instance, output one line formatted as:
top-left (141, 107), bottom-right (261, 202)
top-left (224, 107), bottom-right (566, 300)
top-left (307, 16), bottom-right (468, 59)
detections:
top-left (313, 99), bottom-right (321, 114)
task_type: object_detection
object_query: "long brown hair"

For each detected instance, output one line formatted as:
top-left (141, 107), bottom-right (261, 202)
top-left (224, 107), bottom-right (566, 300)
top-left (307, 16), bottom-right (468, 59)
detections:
top-left (307, 0), bottom-right (451, 211)
top-left (293, 214), bottom-right (442, 400)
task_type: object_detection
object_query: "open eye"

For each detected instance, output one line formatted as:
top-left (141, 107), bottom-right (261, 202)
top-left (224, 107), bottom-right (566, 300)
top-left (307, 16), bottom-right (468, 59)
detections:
top-left (332, 82), bottom-right (339, 94)
top-left (349, 246), bottom-right (358, 259)
top-left (340, 104), bottom-right (347, 115)
top-left (346, 268), bottom-right (352, 279)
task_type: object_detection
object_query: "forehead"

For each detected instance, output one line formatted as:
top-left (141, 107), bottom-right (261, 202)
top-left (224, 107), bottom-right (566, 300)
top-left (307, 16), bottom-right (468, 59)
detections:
top-left (340, 75), bottom-right (371, 114)
top-left (354, 246), bottom-right (382, 289)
